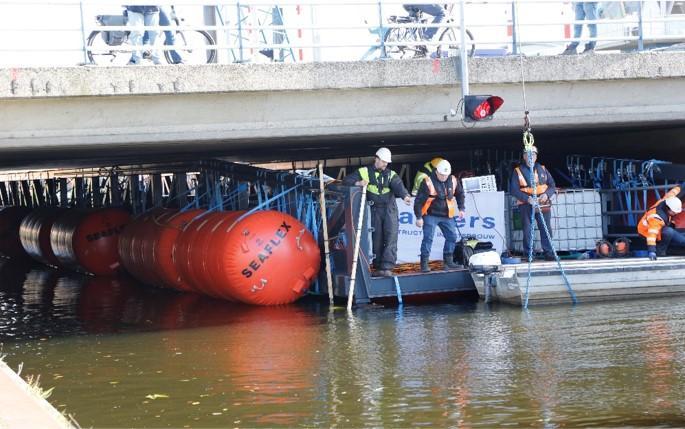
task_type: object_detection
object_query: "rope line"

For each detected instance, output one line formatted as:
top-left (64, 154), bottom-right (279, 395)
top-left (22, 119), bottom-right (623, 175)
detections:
top-left (514, 7), bottom-right (576, 308)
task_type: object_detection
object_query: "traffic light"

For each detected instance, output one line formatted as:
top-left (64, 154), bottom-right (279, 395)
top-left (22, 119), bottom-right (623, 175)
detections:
top-left (464, 95), bottom-right (504, 121)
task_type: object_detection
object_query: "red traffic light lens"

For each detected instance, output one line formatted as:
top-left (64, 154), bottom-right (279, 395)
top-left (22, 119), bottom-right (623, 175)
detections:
top-left (464, 95), bottom-right (504, 121)
top-left (473, 101), bottom-right (491, 119)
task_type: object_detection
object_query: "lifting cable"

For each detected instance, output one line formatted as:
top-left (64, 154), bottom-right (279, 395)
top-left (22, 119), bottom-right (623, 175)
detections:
top-left (514, 1), bottom-right (577, 308)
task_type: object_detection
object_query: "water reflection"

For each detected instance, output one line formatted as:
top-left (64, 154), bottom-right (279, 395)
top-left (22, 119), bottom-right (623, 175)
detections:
top-left (1, 265), bottom-right (685, 427)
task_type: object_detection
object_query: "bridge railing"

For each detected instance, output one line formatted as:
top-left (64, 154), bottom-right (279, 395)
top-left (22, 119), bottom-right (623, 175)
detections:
top-left (0, 0), bottom-right (683, 67)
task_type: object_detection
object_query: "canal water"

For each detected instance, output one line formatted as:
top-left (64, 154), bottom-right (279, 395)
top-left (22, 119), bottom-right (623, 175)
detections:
top-left (1, 259), bottom-right (685, 428)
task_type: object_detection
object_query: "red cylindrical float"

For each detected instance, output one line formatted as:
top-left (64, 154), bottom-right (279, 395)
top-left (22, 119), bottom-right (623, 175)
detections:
top-left (118, 208), bottom-right (171, 287)
top-left (51, 208), bottom-right (131, 276)
top-left (139, 210), bottom-right (178, 288)
top-left (19, 208), bottom-right (64, 267)
top-left (0, 206), bottom-right (31, 259)
top-left (207, 210), bottom-right (320, 305)
top-left (175, 211), bottom-right (237, 297)
top-left (150, 208), bottom-right (206, 292)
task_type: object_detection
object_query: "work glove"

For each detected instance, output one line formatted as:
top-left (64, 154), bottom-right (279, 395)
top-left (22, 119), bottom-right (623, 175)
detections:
top-left (648, 252), bottom-right (657, 261)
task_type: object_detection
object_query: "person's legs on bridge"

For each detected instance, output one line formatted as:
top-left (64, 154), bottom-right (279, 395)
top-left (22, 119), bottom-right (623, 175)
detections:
top-left (419, 4), bottom-right (445, 40)
top-left (142, 11), bottom-right (162, 65)
top-left (582, 2), bottom-right (598, 52)
top-left (159, 7), bottom-right (184, 64)
top-left (127, 10), bottom-right (145, 64)
top-left (562, 2), bottom-right (586, 54)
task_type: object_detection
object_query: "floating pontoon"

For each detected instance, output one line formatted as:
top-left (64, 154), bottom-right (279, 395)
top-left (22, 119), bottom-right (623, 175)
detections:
top-left (470, 256), bottom-right (685, 306)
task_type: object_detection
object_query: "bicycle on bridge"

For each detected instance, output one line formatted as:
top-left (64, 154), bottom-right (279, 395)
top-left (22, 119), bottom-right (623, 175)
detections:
top-left (363, 3), bottom-right (475, 60)
top-left (87, 6), bottom-right (217, 65)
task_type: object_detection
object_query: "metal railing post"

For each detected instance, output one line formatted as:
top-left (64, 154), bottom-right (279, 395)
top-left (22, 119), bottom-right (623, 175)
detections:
top-left (237, 2), bottom-right (244, 63)
top-left (511, 1), bottom-right (518, 55)
top-left (78, 1), bottom-right (89, 64)
top-left (637, 0), bottom-right (644, 51)
top-left (378, 0), bottom-right (386, 58)
top-left (459, 0), bottom-right (470, 106)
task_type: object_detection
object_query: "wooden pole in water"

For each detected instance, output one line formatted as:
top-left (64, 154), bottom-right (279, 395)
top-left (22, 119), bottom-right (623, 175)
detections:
top-left (318, 163), bottom-right (334, 306)
top-left (347, 185), bottom-right (367, 311)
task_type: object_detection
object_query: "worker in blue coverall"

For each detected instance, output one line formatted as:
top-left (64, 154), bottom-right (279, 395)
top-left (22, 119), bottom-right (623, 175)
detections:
top-left (509, 146), bottom-right (557, 261)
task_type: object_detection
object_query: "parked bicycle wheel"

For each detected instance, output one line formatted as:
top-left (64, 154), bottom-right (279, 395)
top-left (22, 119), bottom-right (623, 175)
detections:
top-left (166, 30), bottom-right (217, 64)
top-left (436, 27), bottom-right (475, 58)
top-left (87, 31), bottom-right (133, 66)
top-left (382, 26), bottom-right (422, 59)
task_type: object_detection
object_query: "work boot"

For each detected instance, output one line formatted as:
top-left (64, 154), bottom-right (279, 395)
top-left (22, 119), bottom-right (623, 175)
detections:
top-left (443, 253), bottom-right (460, 270)
top-left (420, 256), bottom-right (430, 273)
top-left (378, 269), bottom-right (393, 277)
top-left (561, 45), bottom-right (577, 55)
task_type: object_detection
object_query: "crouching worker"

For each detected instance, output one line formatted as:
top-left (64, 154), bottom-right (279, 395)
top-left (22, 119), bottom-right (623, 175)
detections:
top-left (414, 160), bottom-right (465, 272)
top-left (638, 184), bottom-right (685, 260)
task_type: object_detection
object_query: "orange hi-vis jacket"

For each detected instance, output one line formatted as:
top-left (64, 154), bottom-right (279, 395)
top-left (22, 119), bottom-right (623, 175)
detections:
top-left (514, 166), bottom-right (549, 203)
top-left (637, 185), bottom-right (682, 247)
top-left (421, 175), bottom-right (458, 218)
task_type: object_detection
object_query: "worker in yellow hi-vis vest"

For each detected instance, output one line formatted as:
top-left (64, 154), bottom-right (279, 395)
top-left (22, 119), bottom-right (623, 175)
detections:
top-left (411, 157), bottom-right (444, 196)
top-left (343, 148), bottom-right (411, 277)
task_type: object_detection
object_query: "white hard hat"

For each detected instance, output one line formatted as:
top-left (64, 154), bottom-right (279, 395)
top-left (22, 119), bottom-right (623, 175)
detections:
top-left (436, 159), bottom-right (451, 175)
top-left (375, 147), bottom-right (392, 163)
top-left (666, 197), bottom-right (682, 214)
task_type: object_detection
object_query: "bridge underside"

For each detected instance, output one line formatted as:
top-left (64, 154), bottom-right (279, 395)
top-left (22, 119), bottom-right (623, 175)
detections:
top-left (1, 53), bottom-right (684, 169)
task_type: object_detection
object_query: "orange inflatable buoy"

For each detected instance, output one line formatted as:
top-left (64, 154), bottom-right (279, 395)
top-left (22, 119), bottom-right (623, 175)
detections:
top-left (175, 211), bottom-right (242, 298)
top-left (118, 208), bottom-right (170, 286)
top-left (0, 206), bottom-right (31, 259)
top-left (150, 208), bottom-right (206, 292)
top-left (206, 210), bottom-right (321, 305)
top-left (51, 208), bottom-right (131, 276)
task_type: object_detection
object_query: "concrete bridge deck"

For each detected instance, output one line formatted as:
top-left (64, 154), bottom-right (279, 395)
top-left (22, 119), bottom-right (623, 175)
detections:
top-left (1, 52), bottom-right (684, 166)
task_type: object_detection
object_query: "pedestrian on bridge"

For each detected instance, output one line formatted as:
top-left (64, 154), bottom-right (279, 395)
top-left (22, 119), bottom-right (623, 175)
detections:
top-left (142, 6), bottom-right (185, 64)
top-left (402, 3), bottom-right (446, 55)
top-left (343, 148), bottom-right (411, 277)
top-left (414, 159), bottom-right (465, 273)
top-left (510, 146), bottom-right (557, 261)
top-left (638, 184), bottom-right (685, 260)
top-left (125, 5), bottom-right (162, 65)
top-left (562, 1), bottom-right (598, 55)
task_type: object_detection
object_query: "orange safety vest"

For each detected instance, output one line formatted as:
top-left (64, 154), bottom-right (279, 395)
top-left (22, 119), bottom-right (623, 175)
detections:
top-left (637, 185), bottom-right (682, 246)
top-left (421, 175), bottom-right (458, 218)
top-left (514, 165), bottom-right (549, 204)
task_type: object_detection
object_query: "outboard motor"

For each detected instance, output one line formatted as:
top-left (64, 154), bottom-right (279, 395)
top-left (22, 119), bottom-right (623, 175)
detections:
top-left (468, 251), bottom-right (502, 303)
top-left (468, 250), bottom-right (502, 275)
